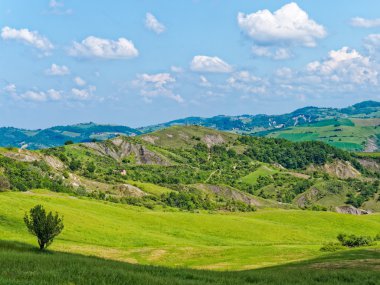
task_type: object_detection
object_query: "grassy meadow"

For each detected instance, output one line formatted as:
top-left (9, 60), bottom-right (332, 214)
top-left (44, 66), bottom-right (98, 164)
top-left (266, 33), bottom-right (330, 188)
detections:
top-left (267, 118), bottom-right (379, 151)
top-left (0, 240), bottom-right (379, 285)
top-left (0, 190), bottom-right (379, 272)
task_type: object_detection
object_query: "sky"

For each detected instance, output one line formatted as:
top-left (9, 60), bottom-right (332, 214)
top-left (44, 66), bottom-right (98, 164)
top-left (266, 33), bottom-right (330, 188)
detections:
top-left (0, 0), bottom-right (380, 129)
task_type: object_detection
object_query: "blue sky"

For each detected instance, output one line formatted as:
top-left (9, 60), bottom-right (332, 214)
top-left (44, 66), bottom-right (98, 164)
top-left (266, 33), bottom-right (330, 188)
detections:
top-left (0, 0), bottom-right (379, 128)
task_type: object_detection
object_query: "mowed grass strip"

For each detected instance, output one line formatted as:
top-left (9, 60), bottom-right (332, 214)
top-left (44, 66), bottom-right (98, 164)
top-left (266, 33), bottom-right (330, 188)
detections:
top-left (0, 190), bottom-right (379, 270)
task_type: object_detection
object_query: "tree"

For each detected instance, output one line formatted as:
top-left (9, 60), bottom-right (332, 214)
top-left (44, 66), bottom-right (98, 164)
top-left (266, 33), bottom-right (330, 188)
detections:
top-left (86, 161), bottom-right (96, 173)
top-left (64, 140), bottom-right (74, 145)
top-left (24, 205), bottom-right (64, 250)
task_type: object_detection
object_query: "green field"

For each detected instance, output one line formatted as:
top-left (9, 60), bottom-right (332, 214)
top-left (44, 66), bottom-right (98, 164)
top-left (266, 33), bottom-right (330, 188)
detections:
top-left (1, 190), bottom-right (379, 272)
top-left (270, 119), bottom-right (379, 151)
top-left (1, 240), bottom-right (379, 285)
top-left (240, 165), bottom-right (279, 185)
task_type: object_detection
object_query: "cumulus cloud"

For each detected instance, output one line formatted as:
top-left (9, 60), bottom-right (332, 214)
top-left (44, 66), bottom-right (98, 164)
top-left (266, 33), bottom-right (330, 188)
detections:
top-left (132, 73), bottom-right (183, 103)
top-left (45, 64), bottom-right (70, 76)
top-left (275, 67), bottom-right (293, 78)
top-left (68, 36), bottom-right (139, 59)
top-left (307, 47), bottom-right (378, 85)
top-left (190, 55), bottom-right (232, 73)
top-left (226, 71), bottom-right (266, 94)
top-left (74, 76), bottom-right (86, 86)
top-left (252, 46), bottom-right (292, 60)
top-left (46, 89), bottom-right (62, 100)
top-left (145, 13), bottom-right (166, 34)
top-left (19, 89), bottom-right (62, 102)
top-left (3, 83), bottom-right (17, 94)
top-left (364, 34), bottom-right (380, 54)
top-left (170, 66), bottom-right (184, 73)
top-left (351, 17), bottom-right (380, 28)
top-left (71, 85), bottom-right (96, 100)
top-left (1, 26), bottom-right (54, 51)
top-left (238, 2), bottom-right (326, 47)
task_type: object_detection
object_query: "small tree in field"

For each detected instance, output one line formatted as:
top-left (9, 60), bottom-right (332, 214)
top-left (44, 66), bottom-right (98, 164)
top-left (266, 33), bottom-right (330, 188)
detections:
top-left (24, 205), bottom-right (64, 250)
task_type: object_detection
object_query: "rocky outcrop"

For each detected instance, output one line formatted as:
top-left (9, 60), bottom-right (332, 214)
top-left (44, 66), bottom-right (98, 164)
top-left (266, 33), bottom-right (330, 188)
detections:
top-left (364, 137), bottom-right (378, 152)
top-left (84, 138), bottom-right (170, 165)
top-left (117, 184), bottom-right (147, 198)
top-left (308, 160), bottom-right (360, 179)
top-left (323, 160), bottom-right (361, 179)
top-left (335, 205), bottom-right (372, 215)
top-left (202, 134), bottom-right (225, 148)
top-left (44, 155), bottom-right (65, 170)
top-left (196, 184), bottom-right (262, 206)
top-left (141, 135), bottom-right (159, 144)
top-left (295, 187), bottom-right (320, 208)
top-left (357, 158), bottom-right (380, 173)
top-left (3, 151), bottom-right (39, 162)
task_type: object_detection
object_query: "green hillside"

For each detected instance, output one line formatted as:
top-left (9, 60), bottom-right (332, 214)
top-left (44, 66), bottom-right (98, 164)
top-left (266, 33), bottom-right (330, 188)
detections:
top-left (0, 126), bottom-right (379, 284)
top-left (267, 117), bottom-right (379, 152)
top-left (0, 125), bottom-right (378, 213)
top-left (1, 190), bottom-right (379, 272)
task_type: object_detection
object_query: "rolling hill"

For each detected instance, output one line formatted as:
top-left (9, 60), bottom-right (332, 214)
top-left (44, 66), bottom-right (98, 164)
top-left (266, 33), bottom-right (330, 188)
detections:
top-left (0, 125), bottom-right (379, 284)
top-left (0, 101), bottom-right (379, 152)
top-left (0, 125), bottom-right (378, 213)
top-left (0, 123), bottom-right (140, 150)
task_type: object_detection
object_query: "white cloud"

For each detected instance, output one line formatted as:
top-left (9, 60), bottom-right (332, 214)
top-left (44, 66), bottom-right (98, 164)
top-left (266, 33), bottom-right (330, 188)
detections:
top-left (1, 26), bottom-right (54, 51)
top-left (3, 83), bottom-right (16, 94)
top-left (199, 75), bottom-right (211, 87)
top-left (275, 67), bottom-right (293, 78)
top-left (145, 13), bottom-right (166, 34)
top-left (225, 71), bottom-right (266, 94)
top-left (74, 76), bottom-right (86, 86)
top-left (46, 89), bottom-right (62, 100)
top-left (132, 73), bottom-right (183, 103)
top-left (190, 55), bottom-right (232, 73)
top-left (19, 89), bottom-right (62, 102)
top-left (351, 17), bottom-right (380, 28)
top-left (68, 36), bottom-right (139, 59)
top-left (364, 34), bottom-right (380, 54)
top-left (48, 0), bottom-right (72, 15)
top-left (45, 64), bottom-right (70, 76)
top-left (238, 2), bottom-right (326, 47)
top-left (307, 47), bottom-right (378, 85)
top-left (49, 0), bottom-right (63, 8)
top-left (71, 85), bottom-right (96, 100)
top-left (252, 45), bottom-right (292, 60)
top-left (170, 66), bottom-right (184, 73)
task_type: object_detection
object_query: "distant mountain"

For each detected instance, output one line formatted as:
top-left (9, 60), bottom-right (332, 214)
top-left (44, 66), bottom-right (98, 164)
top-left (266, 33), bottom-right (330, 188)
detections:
top-left (0, 101), bottom-right (379, 151)
top-left (139, 101), bottom-right (380, 134)
top-left (0, 123), bottom-right (140, 149)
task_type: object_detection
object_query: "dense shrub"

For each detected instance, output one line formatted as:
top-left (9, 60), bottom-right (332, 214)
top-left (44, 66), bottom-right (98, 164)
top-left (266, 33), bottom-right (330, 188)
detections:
top-left (239, 136), bottom-right (357, 170)
top-left (161, 191), bottom-right (214, 211)
top-left (337, 234), bottom-right (374, 248)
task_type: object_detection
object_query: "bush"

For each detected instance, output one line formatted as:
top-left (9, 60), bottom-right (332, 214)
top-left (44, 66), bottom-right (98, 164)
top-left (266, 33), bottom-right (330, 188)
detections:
top-left (337, 233), bottom-right (374, 248)
top-left (320, 242), bottom-right (345, 252)
top-left (309, 204), bottom-right (327, 211)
